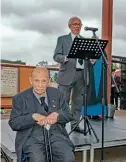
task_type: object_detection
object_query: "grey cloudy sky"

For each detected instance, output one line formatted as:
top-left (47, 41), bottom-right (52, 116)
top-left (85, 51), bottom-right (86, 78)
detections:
top-left (1, 0), bottom-right (126, 65)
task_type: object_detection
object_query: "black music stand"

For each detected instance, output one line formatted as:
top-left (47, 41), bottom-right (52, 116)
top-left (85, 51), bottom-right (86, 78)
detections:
top-left (68, 37), bottom-right (108, 142)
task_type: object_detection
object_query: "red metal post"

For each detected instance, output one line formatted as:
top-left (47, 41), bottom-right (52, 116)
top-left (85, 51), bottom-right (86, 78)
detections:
top-left (102, 0), bottom-right (113, 104)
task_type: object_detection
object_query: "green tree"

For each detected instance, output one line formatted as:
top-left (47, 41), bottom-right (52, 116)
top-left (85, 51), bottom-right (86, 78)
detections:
top-left (1, 59), bottom-right (26, 65)
top-left (36, 61), bottom-right (48, 66)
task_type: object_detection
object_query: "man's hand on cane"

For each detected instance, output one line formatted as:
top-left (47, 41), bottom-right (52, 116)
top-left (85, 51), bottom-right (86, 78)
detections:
top-left (46, 112), bottom-right (59, 125)
top-left (39, 112), bottom-right (59, 125)
top-left (32, 112), bottom-right (59, 126)
top-left (32, 113), bottom-right (47, 126)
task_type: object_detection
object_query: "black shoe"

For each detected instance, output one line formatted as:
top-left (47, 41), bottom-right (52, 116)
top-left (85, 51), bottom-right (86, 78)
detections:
top-left (72, 126), bottom-right (84, 134)
top-left (91, 116), bottom-right (101, 120)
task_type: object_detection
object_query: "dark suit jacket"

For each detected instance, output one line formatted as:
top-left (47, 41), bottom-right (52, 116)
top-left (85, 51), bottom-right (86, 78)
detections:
top-left (9, 87), bottom-right (73, 162)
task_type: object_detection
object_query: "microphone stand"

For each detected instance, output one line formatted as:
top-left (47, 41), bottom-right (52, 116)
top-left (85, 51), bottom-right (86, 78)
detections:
top-left (91, 30), bottom-right (119, 162)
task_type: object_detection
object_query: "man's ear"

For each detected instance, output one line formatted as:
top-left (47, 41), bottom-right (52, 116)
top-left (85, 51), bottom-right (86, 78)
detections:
top-left (29, 76), bottom-right (32, 85)
top-left (47, 79), bottom-right (50, 86)
top-left (68, 24), bottom-right (71, 29)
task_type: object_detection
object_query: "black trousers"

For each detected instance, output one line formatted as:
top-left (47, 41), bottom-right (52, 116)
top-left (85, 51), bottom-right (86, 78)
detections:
top-left (115, 92), bottom-right (119, 108)
top-left (111, 87), bottom-right (115, 105)
top-left (23, 134), bottom-right (75, 162)
top-left (111, 87), bottom-right (119, 108)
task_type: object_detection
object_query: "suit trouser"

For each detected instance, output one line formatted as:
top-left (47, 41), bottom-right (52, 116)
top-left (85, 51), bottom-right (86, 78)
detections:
top-left (111, 87), bottom-right (115, 105)
top-left (115, 92), bottom-right (119, 108)
top-left (23, 133), bottom-right (75, 162)
top-left (58, 70), bottom-right (85, 127)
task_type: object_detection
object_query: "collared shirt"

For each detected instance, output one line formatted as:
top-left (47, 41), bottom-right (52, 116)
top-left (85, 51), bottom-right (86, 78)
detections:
top-left (71, 32), bottom-right (84, 69)
top-left (33, 89), bottom-right (48, 105)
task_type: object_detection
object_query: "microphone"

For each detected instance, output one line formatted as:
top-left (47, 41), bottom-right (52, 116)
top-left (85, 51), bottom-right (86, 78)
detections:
top-left (84, 26), bottom-right (98, 32)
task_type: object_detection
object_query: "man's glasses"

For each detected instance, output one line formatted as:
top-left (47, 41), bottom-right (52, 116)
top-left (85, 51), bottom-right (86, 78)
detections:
top-left (71, 23), bottom-right (82, 27)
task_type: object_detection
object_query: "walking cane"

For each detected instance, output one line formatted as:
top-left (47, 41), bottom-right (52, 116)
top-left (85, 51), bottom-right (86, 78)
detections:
top-left (43, 124), bottom-right (53, 162)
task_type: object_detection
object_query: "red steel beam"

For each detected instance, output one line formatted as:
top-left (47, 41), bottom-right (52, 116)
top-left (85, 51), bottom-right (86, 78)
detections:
top-left (102, 0), bottom-right (113, 103)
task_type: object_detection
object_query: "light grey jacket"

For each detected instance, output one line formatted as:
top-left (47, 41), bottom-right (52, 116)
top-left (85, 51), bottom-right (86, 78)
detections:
top-left (53, 33), bottom-right (89, 85)
top-left (53, 33), bottom-right (77, 85)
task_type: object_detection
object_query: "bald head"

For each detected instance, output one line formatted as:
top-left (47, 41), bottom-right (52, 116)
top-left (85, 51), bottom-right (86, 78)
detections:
top-left (30, 67), bottom-right (49, 95)
top-left (31, 67), bottom-right (49, 78)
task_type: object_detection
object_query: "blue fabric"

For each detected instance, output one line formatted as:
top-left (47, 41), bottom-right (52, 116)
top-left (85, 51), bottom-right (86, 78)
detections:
top-left (81, 57), bottom-right (107, 116)
top-left (81, 103), bottom-right (107, 116)
top-left (94, 57), bottom-right (102, 97)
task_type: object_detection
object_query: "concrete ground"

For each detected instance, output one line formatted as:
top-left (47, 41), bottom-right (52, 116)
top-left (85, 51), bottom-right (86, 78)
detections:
top-left (75, 146), bottom-right (126, 162)
top-left (115, 109), bottom-right (126, 119)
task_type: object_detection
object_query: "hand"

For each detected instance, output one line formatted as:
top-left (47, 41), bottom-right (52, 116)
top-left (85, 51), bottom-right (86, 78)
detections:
top-left (37, 118), bottom-right (48, 126)
top-left (64, 57), bottom-right (68, 63)
top-left (32, 113), bottom-right (46, 122)
top-left (46, 112), bottom-right (59, 125)
top-left (90, 59), bottom-right (96, 64)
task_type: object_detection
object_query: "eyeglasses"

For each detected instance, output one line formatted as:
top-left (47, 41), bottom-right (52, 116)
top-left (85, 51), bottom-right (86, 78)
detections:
top-left (71, 23), bottom-right (82, 27)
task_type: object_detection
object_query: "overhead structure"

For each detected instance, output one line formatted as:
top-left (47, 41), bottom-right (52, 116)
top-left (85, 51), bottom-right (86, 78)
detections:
top-left (102, 0), bottom-right (113, 103)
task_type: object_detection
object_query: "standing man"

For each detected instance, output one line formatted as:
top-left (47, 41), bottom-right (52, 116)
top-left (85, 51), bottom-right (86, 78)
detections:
top-left (53, 16), bottom-right (89, 132)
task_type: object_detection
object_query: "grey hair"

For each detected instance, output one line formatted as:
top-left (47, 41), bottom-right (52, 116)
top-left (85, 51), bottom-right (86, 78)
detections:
top-left (68, 16), bottom-right (82, 25)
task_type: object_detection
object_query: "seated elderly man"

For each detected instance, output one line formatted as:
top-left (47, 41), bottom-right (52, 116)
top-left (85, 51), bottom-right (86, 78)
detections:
top-left (9, 67), bottom-right (75, 162)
